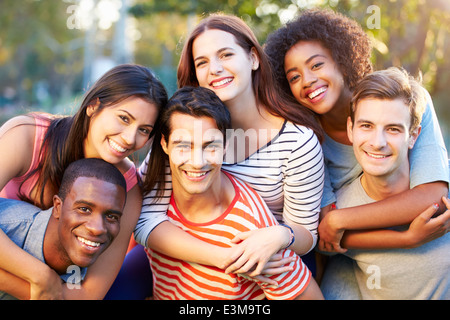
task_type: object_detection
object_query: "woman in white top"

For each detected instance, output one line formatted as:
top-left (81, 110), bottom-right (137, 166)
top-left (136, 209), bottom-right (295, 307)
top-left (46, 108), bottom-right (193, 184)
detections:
top-left (131, 13), bottom-right (325, 290)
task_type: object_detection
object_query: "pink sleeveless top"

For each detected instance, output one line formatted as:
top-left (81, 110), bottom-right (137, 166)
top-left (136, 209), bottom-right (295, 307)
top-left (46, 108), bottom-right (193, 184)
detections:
top-left (0, 115), bottom-right (138, 201)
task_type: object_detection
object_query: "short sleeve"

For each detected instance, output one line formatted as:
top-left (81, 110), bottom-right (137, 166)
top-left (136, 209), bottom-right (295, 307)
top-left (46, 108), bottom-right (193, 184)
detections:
top-left (409, 90), bottom-right (449, 188)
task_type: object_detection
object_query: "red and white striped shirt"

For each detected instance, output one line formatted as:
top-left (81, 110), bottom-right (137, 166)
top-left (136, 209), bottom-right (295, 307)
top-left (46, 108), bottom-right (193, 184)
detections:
top-left (146, 172), bottom-right (311, 300)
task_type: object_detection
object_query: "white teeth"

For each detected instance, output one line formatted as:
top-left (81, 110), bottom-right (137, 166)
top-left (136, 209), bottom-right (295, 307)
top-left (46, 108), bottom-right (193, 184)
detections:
top-left (367, 152), bottom-right (387, 159)
top-left (77, 237), bottom-right (100, 247)
top-left (185, 171), bottom-right (207, 178)
top-left (109, 139), bottom-right (127, 153)
top-left (212, 78), bottom-right (232, 87)
top-left (308, 87), bottom-right (326, 99)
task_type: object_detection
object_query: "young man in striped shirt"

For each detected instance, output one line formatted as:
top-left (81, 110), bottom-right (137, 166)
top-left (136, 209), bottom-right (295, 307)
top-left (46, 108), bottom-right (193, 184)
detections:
top-left (145, 86), bottom-right (323, 300)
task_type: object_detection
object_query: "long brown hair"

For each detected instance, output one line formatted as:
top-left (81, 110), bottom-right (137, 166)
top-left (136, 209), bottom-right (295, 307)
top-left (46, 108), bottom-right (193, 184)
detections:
top-left (20, 64), bottom-right (168, 208)
top-left (177, 13), bottom-right (323, 142)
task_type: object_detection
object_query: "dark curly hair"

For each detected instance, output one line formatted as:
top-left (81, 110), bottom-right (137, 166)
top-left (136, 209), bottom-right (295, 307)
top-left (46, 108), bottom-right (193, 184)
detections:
top-left (264, 9), bottom-right (373, 97)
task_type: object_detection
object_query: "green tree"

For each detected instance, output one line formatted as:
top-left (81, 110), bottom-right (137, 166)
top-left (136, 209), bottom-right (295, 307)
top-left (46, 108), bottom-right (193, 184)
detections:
top-left (0, 0), bottom-right (85, 113)
top-left (1, 0), bottom-right (449, 142)
top-left (129, 0), bottom-right (450, 145)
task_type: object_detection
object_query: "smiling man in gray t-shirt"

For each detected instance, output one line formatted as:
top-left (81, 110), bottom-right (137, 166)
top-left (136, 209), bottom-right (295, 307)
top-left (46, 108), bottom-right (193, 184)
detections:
top-left (320, 68), bottom-right (450, 300)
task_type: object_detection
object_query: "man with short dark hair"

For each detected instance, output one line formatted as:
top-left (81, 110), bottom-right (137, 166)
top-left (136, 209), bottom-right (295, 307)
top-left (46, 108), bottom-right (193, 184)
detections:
top-left (0, 158), bottom-right (127, 299)
top-left (145, 86), bottom-right (323, 300)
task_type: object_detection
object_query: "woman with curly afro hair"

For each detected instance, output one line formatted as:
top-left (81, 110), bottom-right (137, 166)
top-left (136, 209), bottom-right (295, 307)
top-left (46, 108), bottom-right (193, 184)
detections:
top-left (265, 8), bottom-right (449, 295)
top-left (265, 9), bottom-right (372, 100)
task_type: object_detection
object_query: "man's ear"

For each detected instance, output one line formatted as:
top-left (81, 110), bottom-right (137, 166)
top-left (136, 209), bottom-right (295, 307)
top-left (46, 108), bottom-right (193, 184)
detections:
top-left (160, 134), bottom-right (169, 155)
top-left (86, 98), bottom-right (101, 117)
top-left (408, 126), bottom-right (421, 149)
top-left (52, 195), bottom-right (62, 219)
top-left (347, 116), bottom-right (354, 144)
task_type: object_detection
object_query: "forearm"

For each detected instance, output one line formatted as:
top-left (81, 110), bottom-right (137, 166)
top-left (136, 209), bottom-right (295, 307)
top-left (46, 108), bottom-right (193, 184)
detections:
top-left (0, 268), bottom-right (30, 299)
top-left (147, 221), bottom-right (227, 268)
top-left (135, 164), bottom-right (172, 246)
top-left (341, 229), bottom-right (412, 250)
top-left (332, 181), bottom-right (447, 231)
top-left (285, 222), bottom-right (314, 255)
top-left (0, 230), bottom-right (53, 288)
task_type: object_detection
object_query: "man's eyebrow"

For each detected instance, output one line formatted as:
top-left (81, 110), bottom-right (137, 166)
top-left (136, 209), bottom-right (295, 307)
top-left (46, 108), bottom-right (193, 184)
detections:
top-left (203, 138), bottom-right (223, 146)
top-left (171, 138), bottom-right (191, 145)
top-left (74, 200), bottom-right (96, 208)
top-left (74, 200), bottom-right (123, 216)
top-left (106, 209), bottom-right (123, 217)
top-left (170, 138), bottom-right (223, 147)
top-left (356, 119), bottom-right (406, 128)
top-left (385, 123), bottom-right (407, 129)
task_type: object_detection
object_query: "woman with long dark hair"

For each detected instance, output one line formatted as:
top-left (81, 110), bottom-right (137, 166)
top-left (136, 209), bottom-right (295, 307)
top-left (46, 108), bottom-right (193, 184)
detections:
top-left (0, 64), bottom-right (167, 299)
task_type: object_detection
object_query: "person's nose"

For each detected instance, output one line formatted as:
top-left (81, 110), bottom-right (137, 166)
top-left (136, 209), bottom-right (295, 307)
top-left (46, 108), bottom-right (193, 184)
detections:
top-left (302, 69), bottom-right (318, 89)
top-left (85, 213), bottom-right (107, 237)
top-left (370, 128), bottom-right (387, 149)
top-left (120, 125), bottom-right (137, 147)
top-left (209, 58), bottom-right (224, 76)
top-left (190, 145), bottom-right (207, 168)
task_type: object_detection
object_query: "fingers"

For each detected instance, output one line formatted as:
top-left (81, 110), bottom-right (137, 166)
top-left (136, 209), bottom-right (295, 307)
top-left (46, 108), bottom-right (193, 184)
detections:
top-left (245, 256), bottom-right (295, 277)
top-left (219, 246), bottom-right (245, 270)
top-left (418, 202), bottom-right (440, 221)
top-left (226, 251), bottom-right (296, 278)
top-left (432, 202), bottom-right (450, 232)
top-left (224, 253), bottom-right (262, 275)
top-left (331, 243), bottom-right (347, 253)
top-left (264, 256), bottom-right (294, 269)
top-left (267, 252), bottom-right (283, 261)
top-left (318, 239), bottom-right (347, 253)
top-left (253, 275), bottom-right (278, 286)
top-left (404, 201), bottom-right (450, 248)
top-left (234, 251), bottom-right (297, 276)
top-left (256, 266), bottom-right (293, 277)
top-left (442, 196), bottom-right (450, 210)
top-left (230, 231), bottom-right (250, 244)
top-left (439, 197), bottom-right (450, 232)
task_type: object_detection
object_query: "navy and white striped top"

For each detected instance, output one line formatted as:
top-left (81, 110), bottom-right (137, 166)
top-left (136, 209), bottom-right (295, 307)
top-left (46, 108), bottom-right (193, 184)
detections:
top-left (134, 120), bottom-right (324, 251)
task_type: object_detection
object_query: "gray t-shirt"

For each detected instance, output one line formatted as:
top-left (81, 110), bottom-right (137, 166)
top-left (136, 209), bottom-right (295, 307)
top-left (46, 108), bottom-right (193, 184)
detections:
top-left (321, 177), bottom-right (450, 300)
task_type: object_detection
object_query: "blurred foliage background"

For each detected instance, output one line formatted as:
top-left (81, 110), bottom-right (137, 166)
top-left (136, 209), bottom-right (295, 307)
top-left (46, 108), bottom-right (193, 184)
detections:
top-left (1, 0), bottom-right (449, 153)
